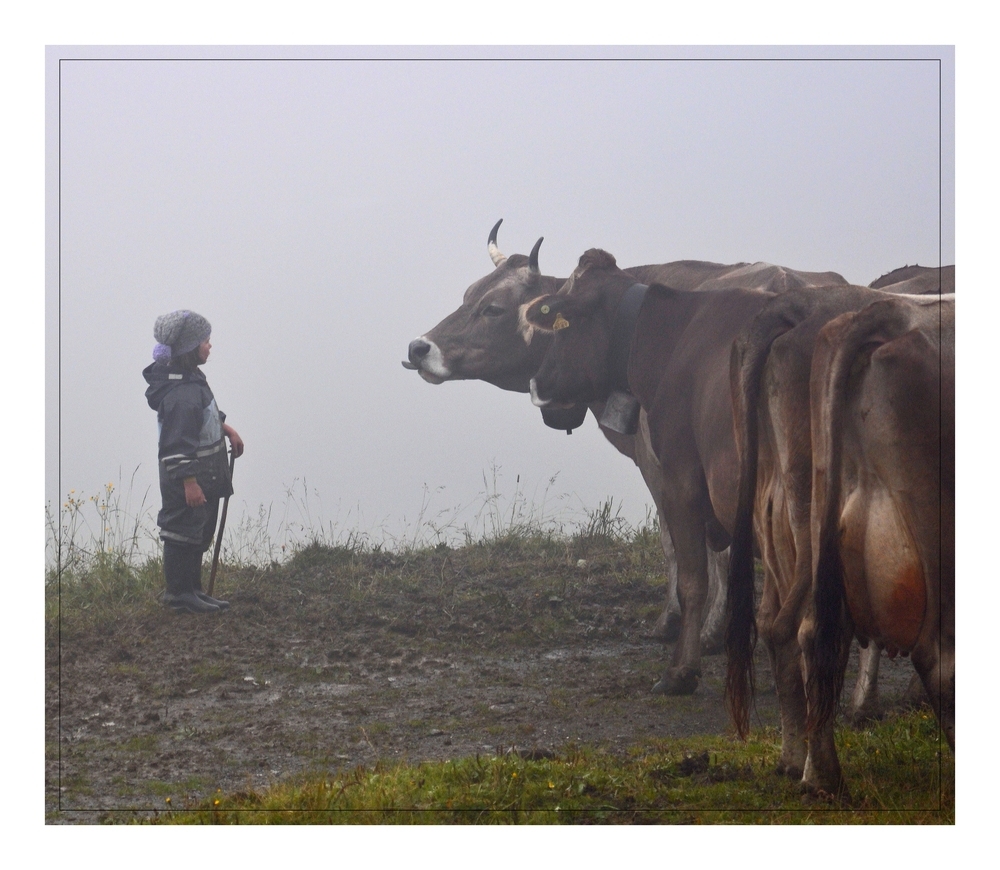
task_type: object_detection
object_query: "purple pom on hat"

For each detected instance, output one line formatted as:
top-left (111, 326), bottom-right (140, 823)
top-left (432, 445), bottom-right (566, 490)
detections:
top-left (152, 343), bottom-right (173, 362)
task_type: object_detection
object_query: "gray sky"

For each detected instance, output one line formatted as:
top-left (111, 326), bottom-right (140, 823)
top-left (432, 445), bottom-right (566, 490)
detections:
top-left (45, 46), bottom-right (954, 552)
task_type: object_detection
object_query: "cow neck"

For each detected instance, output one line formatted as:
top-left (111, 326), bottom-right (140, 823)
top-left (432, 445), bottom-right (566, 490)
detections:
top-left (607, 283), bottom-right (649, 392)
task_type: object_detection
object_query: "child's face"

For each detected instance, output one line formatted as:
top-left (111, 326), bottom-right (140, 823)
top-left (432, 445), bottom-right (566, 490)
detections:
top-left (197, 338), bottom-right (212, 364)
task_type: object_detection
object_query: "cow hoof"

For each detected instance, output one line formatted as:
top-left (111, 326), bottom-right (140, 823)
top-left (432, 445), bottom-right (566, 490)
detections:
top-left (651, 669), bottom-right (699, 695)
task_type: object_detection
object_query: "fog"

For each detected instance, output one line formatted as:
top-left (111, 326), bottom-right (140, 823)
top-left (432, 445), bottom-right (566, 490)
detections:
top-left (45, 46), bottom-right (954, 553)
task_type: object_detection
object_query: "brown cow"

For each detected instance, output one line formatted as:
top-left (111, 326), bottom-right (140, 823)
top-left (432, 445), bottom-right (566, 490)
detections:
top-left (403, 224), bottom-right (736, 660)
top-left (725, 284), bottom-right (909, 794)
top-left (726, 286), bottom-right (953, 795)
top-left (406, 226), bottom-right (848, 692)
top-left (834, 264), bottom-right (955, 719)
top-left (806, 294), bottom-right (955, 780)
top-left (404, 224), bottom-right (844, 670)
top-left (523, 249), bottom-right (777, 694)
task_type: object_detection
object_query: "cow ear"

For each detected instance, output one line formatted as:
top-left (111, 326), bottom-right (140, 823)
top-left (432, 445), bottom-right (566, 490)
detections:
top-left (522, 295), bottom-right (568, 332)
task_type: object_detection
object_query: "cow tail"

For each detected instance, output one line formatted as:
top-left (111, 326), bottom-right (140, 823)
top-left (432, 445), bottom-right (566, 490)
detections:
top-left (807, 309), bottom-right (892, 732)
top-left (725, 320), bottom-right (785, 739)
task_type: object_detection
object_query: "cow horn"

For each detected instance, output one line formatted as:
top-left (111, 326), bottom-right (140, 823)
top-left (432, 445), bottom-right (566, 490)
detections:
top-left (487, 219), bottom-right (506, 267)
top-left (529, 237), bottom-right (543, 273)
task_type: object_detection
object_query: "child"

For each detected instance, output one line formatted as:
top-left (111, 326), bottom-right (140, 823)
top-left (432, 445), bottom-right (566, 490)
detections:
top-left (143, 310), bottom-right (245, 613)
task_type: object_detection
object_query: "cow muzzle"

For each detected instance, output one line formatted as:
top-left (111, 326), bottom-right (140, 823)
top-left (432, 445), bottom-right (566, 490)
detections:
top-left (407, 338), bottom-right (431, 367)
top-left (403, 337), bottom-right (450, 383)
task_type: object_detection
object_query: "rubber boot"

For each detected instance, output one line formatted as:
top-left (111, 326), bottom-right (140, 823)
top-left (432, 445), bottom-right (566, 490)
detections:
top-left (162, 541), bottom-right (219, 614)
top-left (190, 547), bottom-right (230, 610)
top-left (162, 541), bottom-right (189, 601)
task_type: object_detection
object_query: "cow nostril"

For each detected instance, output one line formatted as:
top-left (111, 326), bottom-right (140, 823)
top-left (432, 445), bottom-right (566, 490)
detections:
top-left (408, 339), bottom-right (431, 363)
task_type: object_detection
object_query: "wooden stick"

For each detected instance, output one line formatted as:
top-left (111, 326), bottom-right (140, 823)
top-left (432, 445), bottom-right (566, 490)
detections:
top-left (207, 450), bottom-right (236, 597)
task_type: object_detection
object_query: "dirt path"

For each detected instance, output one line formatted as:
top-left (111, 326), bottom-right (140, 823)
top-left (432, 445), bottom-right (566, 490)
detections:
top-left (45, 541), bottom-right (917, 823)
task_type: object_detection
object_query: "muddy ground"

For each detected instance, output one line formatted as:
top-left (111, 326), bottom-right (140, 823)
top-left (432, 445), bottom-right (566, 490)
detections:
top-left (44, 538), bottom-right (918, 823)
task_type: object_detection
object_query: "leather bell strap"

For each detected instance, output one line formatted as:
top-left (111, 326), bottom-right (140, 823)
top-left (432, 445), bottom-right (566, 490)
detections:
top-left (607, 283), bottom-right (649, 393)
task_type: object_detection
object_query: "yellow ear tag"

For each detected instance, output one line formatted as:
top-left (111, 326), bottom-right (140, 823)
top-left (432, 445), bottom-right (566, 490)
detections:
top-left (553, 314), bottom-right (570, 331)
top-left (540, 304), bottom-right (550, 314)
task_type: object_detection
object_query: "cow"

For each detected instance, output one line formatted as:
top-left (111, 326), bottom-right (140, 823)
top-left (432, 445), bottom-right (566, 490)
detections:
top-left (403, 221), bottom-right (759, 671)
top-left (827, 265), bottom-right (955, 721)
top-left (869, 264), bottom-right (955, 296)
top-left (724, 284), bottom-right (912, 795)
top-left (523, 248), bottom-right (780, 695)
top-left (725, 286), bottom-right (954, 795)
top-left (806, 294), bottom-right (955, 786)
top-left (405, 223), bottom-right (848, 693)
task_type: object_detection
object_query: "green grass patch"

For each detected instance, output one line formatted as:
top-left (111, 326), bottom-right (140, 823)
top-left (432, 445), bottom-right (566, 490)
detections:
top-left (152, 710), bottom-right (951, 825)
top-left (123, 735), bottom-right (159, 753)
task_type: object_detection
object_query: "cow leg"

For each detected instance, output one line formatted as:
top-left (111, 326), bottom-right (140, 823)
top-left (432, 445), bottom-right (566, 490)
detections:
top-left (901, 670), bottom-right (929, 709)
top-left (634, 419), bottom-right (683, 644)
top-left (651, 495), bottom-right (707, 696)
top-left (801, 718), bottom-right (845, 798)
top-left (789, 584), bottom-right (848, 798)
top-left (634, 412), bottom-right (726, 650)
top-left (756, 580), bottom-right (809, 779)
top-left (911, 640), bottom-right (955, 750)
top-left (770, 643), bottom-right (809, 779)
top-left (798, 611), bottom-right (850, 796)
top-left (651, 536), bottom-right (727, 651)
top-left (762, 498), bottom-right (822, 782)
top-left (699, 547), bottom-right (729, 654)
top-left (650, 523), bottom-right (681, 643)
top-left (848, 643), bottom-right (881, 724)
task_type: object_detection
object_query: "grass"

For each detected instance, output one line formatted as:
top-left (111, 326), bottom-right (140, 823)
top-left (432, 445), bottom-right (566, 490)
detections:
top-left (45, 473), bottom-right (656, 643)
top-left (123, 735), bottom-right (159, 753)
top-left (46, 474), bottom-right (165, 638)
top-left (148, 710), bottom-right (951, 824)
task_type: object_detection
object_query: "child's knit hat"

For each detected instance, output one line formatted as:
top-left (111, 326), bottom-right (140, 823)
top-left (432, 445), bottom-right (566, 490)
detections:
top-left (152, 310), bottom-right (211, 362)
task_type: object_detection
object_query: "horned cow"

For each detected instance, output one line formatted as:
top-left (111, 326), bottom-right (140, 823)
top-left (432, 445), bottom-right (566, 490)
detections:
top-left (403, 224), bottom-right (789, 683)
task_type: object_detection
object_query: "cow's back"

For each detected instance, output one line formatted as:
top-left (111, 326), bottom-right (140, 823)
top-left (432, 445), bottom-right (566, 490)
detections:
top-left (626, 260), bottom-right (746, 291)
top-left (696, 263), bottom-right (848, 294)
top-left (869, 264), bottom-right (955, 296)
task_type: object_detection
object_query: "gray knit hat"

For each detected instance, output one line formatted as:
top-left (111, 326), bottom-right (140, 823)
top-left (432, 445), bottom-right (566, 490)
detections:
top-left (152, 310), bottom-right (212, 362)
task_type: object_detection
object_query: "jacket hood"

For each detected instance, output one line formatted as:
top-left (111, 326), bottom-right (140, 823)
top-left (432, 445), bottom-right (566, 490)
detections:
top-left (143, 360), bottom-right (207, 411)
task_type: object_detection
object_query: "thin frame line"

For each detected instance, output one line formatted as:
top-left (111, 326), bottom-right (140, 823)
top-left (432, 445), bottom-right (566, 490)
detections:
top-left (52, 49), bottom-right (952, 819)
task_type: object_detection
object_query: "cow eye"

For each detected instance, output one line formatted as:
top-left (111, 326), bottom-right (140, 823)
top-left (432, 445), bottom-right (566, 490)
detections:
top-left (481, 304), bottom-right (504, 317)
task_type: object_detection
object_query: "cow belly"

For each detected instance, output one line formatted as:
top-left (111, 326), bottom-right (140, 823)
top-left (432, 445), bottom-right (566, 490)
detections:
top-left (839, 485), bottom-right (926, 652)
